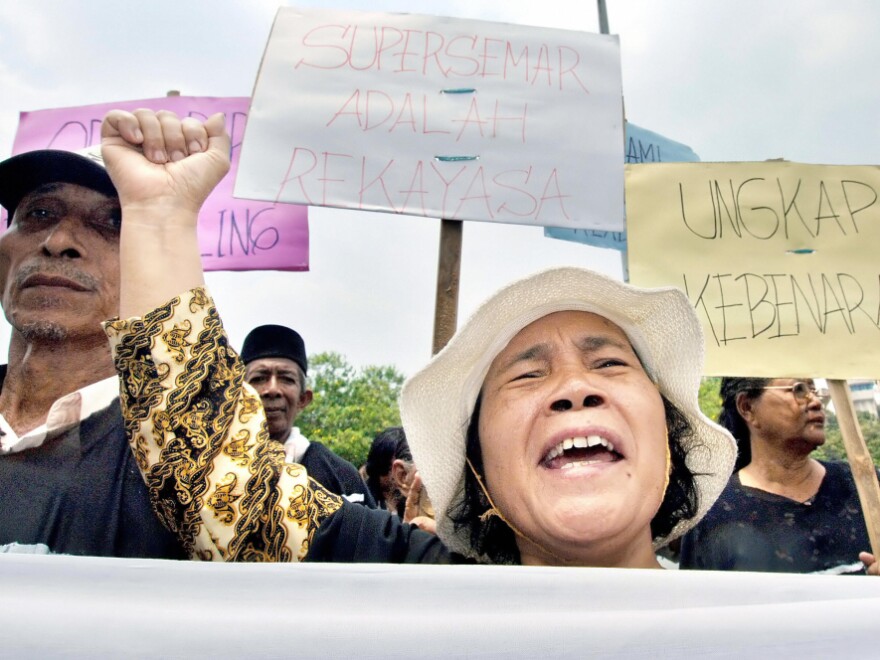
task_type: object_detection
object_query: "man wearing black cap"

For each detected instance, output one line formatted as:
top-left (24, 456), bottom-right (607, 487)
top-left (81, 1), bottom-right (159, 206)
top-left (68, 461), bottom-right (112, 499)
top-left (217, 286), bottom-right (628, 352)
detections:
top-left (241, 324), bottom-right (376, 507)
top-left (0, 147), bottom-right (184, 558)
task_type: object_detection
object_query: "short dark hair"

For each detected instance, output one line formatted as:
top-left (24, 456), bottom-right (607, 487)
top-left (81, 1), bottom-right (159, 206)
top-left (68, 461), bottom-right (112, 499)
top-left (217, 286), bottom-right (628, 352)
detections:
top-left (365, 427), bottom-right (411, 510)
top-left (718, 377), bottom-right (771, 470)
top-left (448, 394), bottom-right (701, 564)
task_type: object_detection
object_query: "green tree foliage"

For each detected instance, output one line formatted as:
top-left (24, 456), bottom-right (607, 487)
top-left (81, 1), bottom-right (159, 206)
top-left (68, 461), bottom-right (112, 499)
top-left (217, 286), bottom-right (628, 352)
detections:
top-left (296, 352), bottom-right (405, 467)
top-left (698, 377), bottom-right (722, 422)
top-left (816, 411), bottom-right (880, 465)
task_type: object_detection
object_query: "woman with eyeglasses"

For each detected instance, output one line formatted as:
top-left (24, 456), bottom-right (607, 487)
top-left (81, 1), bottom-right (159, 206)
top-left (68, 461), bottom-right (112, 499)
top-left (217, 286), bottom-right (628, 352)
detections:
top-left (680, 377), bottom-right (879, 575)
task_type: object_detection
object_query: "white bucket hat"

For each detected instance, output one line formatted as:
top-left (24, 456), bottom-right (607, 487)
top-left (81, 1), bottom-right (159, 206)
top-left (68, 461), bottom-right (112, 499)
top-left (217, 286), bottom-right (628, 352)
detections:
top-left (400, 266), bottom-right (736, 561)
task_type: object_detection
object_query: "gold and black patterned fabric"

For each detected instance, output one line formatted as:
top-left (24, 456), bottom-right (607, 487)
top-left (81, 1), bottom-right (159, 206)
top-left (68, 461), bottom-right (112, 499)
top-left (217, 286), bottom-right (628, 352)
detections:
top-left (104, 289), bottom-right (344, 562)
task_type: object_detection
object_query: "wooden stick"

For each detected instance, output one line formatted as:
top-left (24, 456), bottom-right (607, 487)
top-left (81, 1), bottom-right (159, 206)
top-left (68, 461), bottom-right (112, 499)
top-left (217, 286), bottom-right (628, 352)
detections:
top-left (827, 379), bottom-right (880, 558)
top-left (432, 219), bottom-right (463, 355)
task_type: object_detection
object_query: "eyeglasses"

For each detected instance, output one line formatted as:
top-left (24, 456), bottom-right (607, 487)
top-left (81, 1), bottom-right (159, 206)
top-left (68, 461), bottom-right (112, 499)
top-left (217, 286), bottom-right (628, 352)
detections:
top-left (759, 382), bottom-right (820, 403)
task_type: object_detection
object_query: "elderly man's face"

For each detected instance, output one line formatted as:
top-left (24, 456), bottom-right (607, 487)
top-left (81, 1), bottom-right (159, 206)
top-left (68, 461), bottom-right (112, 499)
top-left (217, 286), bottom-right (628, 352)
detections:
top-left (477, 310), bottom-right (668, 566)
top-left (0, 183), bottom-right (121, 342)
top-left (245, 357), bottom-right (312, 442)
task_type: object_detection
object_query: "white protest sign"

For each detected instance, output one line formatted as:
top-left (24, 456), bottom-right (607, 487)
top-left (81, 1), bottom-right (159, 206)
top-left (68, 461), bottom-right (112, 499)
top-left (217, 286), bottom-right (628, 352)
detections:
top-left (236, 7), bottom-right (624, 230)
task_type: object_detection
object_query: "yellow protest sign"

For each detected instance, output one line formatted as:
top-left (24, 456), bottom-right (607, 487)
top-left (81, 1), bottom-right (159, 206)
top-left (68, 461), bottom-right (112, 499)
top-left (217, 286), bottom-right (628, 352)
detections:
top-left (627, 161), bottom-right (880, 378)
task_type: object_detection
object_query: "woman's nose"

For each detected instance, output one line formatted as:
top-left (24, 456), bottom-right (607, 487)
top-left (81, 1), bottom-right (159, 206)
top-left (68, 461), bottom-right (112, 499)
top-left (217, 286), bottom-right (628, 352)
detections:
top-left (805, 392), bottom-right (823, 409)
top-left (546, 364), bottom-right (606, 413)
top-left (550, 394), bottom-right (604, 412)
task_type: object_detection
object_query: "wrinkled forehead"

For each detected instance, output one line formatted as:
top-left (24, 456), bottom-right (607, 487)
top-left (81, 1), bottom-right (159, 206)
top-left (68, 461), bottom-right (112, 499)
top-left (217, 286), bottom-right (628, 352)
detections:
top-left (18, 181), bottom-right (118, 204)
top-left (244, 356), bottom-right (302, 375)
top-left (488, 309), bottom-right (638, 368)
top-left (20, 182), bottom-right (66, 199)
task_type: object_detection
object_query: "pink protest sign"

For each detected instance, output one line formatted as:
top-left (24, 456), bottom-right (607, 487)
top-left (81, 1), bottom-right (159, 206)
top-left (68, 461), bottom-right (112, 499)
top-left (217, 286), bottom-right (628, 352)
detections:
top-left (6, 96), bottom-right (309, 271)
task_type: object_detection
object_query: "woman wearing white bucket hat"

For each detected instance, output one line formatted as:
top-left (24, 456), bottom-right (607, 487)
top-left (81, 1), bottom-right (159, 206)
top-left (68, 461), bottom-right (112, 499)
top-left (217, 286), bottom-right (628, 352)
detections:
top-left (400, 268), bottom-right (737, 566)
top-left (99, 109), bottom-right (736, 567)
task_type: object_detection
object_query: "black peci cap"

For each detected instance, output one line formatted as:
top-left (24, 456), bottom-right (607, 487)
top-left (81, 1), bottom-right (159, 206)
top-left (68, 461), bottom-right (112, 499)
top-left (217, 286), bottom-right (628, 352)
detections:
top-left (241, 324), bottom-right (308, 375)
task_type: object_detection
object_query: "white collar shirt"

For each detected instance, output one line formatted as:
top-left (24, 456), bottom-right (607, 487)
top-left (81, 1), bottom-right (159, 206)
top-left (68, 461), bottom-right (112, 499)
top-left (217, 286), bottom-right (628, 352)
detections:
top-left (282, 426), bottom-right (311, 464)
top-left (0, 376), bottom-right (119, 455)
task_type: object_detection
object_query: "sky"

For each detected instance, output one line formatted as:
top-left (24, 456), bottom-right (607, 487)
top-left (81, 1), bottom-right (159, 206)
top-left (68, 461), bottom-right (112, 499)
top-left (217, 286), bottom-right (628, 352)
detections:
top-left (0, 0), bottom-right (878, 376)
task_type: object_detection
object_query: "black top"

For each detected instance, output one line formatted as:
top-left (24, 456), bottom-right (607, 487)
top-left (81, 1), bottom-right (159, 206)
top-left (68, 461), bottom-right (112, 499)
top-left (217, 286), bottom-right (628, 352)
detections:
top-left (0, 370), bottom-right (185, 559)
top-left (680, 461), bottom-right (872, 575)
top-left (299, 441), bottom-right (377, 508)
top-left (306, 500), bottom-right (450, 563)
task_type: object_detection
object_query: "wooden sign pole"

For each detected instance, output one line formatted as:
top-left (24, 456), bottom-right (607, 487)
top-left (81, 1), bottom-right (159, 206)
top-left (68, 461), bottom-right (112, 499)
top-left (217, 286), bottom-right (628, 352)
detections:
top-left (827, 379), bottom-right (880, 558)
top-left (431, 219), bottom-right (463, 355)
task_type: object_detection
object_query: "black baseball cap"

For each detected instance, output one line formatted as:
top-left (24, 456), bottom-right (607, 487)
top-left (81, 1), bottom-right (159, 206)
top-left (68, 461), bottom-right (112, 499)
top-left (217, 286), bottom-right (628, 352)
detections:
top-left (0, 149), bottom-right (117, 223)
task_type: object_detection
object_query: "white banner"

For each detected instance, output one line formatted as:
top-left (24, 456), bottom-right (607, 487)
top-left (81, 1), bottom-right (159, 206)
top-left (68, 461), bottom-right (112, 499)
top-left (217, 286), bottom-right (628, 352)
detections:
top-left (236, 7), bottom-right (625, 230)
top-left (2, 554), bottom-right (878, 657)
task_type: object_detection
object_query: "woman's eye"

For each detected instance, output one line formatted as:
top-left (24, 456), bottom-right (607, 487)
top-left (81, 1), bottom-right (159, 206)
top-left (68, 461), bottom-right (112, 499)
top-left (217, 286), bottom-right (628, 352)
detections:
top-left (512, 370), bottom-right (541, 381)
top-left (596, 357), bottom-right (627, 369)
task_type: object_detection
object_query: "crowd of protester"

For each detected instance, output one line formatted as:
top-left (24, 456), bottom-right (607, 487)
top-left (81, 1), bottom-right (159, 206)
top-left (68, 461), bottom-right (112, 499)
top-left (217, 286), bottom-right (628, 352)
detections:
top-left (0, 108), bottom-right (876, 575)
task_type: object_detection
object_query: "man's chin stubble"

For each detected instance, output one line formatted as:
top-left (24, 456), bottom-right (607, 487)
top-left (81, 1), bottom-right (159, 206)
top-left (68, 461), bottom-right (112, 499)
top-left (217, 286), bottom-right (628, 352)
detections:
top-left (18, 320), bottom-right (68, 343)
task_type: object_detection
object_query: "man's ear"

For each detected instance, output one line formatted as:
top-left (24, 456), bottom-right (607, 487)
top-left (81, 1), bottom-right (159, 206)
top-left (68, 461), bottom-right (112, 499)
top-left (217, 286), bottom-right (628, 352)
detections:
top-left (736, 392), bottom-right (756, 425)
top-left (299, 389), bottom-right (313, 409)
top-left (391, 459), bottom-right (412, 496)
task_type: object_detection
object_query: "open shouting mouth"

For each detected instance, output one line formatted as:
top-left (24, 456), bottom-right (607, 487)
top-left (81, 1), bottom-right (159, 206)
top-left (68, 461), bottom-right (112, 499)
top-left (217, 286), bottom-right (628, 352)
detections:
top-left (541, 435), bottom-right (623, 470)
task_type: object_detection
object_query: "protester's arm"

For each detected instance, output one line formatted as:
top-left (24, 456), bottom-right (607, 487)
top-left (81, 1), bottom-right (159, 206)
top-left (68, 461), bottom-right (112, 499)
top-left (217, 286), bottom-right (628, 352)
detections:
top-left (100, 110), bottom-right (345, 560)
top-left (403, 472), bottom-right (437, 535)
top-left (101, 109), bottom-right (225, 316)
top-left (306, 500), bottom-right (447, 563)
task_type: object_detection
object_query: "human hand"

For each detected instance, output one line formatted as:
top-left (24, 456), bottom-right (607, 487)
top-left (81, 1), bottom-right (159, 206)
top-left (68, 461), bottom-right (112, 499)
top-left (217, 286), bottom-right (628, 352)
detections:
top-left (102, 109), bottom-right (230, 317)
top-left (403, 471), bottom-right (437, 535)
top-left (101, 108), bottom-right (230, 219)
top-left (859, 552), bottom-right (878, 575)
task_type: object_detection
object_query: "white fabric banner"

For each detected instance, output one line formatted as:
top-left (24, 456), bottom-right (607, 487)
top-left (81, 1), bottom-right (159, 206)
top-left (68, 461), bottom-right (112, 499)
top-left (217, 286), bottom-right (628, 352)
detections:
top-left (1, 554), bottom-right (878, 657)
